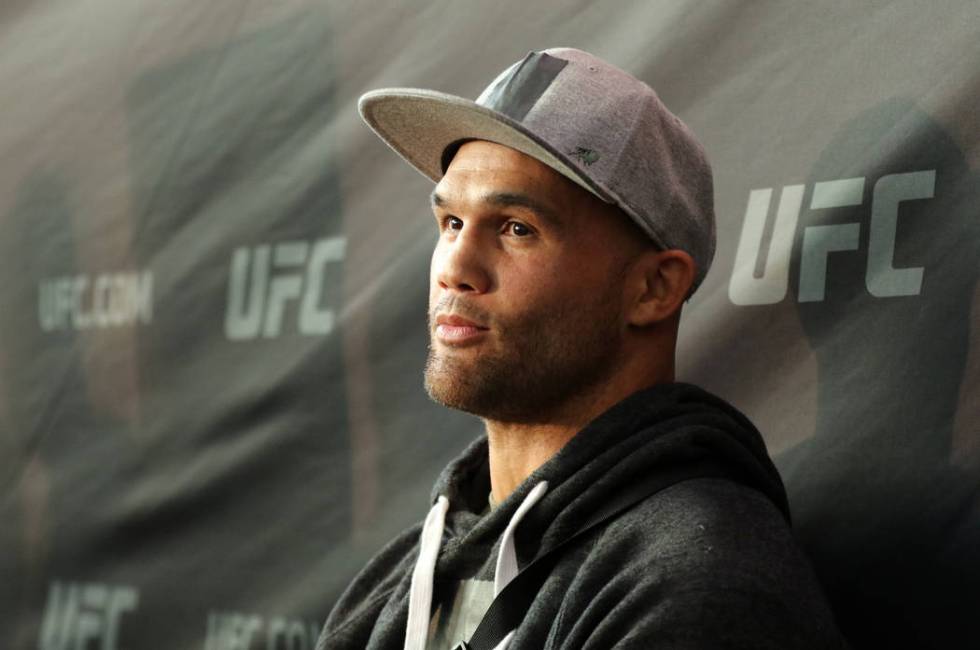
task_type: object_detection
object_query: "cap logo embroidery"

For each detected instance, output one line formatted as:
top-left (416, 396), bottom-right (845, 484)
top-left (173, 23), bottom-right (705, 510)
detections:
top-left (569, 147), bottom-right (600, 166)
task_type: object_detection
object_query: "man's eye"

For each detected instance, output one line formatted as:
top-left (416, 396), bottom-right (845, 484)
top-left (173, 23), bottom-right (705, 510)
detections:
top-left (444, 216), bottom-right (463, 231)
top-left (504, 221), bottom-right (532, 237)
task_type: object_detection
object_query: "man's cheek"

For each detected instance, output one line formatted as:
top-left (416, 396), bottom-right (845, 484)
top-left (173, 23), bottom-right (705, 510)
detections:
top-left (503, 267), bottom-right (547, 299)
top-left (428, 254), bottom-right (442, 311)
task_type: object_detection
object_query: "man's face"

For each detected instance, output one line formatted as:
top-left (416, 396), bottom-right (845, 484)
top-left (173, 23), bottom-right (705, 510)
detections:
top-left (424, 140), bottom-right (641, 424)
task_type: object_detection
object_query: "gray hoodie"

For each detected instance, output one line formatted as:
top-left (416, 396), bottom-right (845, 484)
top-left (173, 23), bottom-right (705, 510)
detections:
top-left (317, 383), bottom-right (845, 649)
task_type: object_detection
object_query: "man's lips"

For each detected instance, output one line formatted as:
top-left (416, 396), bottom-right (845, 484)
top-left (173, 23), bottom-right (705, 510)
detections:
top-left (434, 313), bottom-right (489, 344)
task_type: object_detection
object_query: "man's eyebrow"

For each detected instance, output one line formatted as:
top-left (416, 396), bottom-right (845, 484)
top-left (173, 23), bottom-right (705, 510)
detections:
top-left (486, 192), bottom-right (561, 223)
top-left (430, 190), bottom-right (561, 226)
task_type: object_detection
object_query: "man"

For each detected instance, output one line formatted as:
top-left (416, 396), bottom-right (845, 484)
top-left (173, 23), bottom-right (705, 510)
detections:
top-left (318, 48), bottom-right (843, 649)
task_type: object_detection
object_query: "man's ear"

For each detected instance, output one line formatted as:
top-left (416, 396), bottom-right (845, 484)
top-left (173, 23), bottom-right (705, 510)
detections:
top-left (626, 249), bottom-right (697, 327)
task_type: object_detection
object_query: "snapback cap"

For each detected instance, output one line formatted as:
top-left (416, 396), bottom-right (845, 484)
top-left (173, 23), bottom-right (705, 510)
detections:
top-left (358, 47), bottom-right (716, 290)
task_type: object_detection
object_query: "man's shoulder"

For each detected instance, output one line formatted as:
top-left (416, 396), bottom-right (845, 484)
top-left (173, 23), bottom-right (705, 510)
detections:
top-left (322, 521), bottom-right (422, 639)
top-left (553, 477), bottom-right (845, 647)
top-left (628, 475), bottom-right (789, 533)
top-left (598, 476), bottom-right (801, 571)
top-left (575, 475), bottom-right (834, 614)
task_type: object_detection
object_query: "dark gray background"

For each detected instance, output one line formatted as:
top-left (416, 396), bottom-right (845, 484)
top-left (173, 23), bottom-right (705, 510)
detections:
top-left (1, 2), bottom-right (977, 648)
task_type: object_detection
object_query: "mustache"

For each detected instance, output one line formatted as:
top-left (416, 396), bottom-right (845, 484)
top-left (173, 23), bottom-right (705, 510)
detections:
top-left (428, 295), bottom-right (493, 328)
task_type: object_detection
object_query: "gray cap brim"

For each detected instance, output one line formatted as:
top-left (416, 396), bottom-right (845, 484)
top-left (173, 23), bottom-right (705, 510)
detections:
top-left (358, 88), bottom-right (619, 207)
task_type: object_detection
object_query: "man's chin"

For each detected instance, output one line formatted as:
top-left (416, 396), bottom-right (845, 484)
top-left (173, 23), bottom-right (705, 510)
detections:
top-left (424, 366), bottom-right (474, 410)
top-left (423, 357), bottom-right (500, 417)
top-left (424, 381), bottom-right (482, 416)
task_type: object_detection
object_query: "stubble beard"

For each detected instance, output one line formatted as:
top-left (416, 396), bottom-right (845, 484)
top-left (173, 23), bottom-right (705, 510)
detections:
top-left (423, 289), bottom-right (624, 424)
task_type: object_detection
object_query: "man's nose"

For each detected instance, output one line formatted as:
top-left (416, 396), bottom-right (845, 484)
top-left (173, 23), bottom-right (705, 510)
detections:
top-left (433, 228), bottom-right (491, 294)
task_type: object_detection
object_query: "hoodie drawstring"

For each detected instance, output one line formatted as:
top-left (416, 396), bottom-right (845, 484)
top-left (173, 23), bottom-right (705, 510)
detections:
top-left (403, 482), bottom-right (550, 650)
top-left (405, 495), bottom-right (449, 650)
top-left (494, 481), bottom-right (549, 596)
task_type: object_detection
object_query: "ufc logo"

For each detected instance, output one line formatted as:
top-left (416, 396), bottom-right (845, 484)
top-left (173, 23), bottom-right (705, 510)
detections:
top-left (728, 170), bottom-right (935, 305)
top-left (225, 237), bottom-right (346, 340)
top-left (39, 581), bottom-right (139, 650)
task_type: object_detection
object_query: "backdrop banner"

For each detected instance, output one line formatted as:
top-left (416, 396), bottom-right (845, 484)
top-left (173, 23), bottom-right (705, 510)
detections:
top-left (1, 2), bottom-right (978, 649)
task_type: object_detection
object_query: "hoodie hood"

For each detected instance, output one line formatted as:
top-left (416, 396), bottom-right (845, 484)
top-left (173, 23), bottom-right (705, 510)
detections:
top-left (426, 381), bottom-right (789, 581)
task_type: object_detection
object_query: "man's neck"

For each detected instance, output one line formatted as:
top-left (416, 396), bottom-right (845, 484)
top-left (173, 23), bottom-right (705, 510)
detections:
top-left (481, 334), bottom-right (678, 503)
top-left (484, 420), bottom-right (580, 505)
top-left (483, 377), bottom-right (663, 503)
